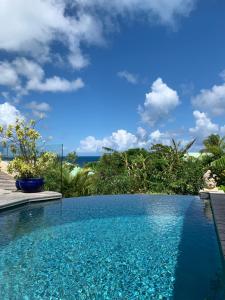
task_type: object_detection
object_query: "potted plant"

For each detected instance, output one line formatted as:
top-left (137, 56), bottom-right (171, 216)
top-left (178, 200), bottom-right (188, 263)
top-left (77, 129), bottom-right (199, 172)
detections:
top-left (0, 119), bottom-right (45, 193)
top-left (7, 157), bottom-right (44, 192)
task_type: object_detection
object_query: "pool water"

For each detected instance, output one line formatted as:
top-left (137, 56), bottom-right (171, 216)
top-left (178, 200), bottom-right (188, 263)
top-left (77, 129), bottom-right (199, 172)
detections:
top-left (0, 195), bottom-right (224, 299)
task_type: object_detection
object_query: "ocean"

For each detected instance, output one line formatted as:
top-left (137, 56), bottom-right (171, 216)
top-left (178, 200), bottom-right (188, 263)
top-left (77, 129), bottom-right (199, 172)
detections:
top-left (1, 155), bottom-right (101, 167)
top-left (76, 156), bottom-right (100, 167)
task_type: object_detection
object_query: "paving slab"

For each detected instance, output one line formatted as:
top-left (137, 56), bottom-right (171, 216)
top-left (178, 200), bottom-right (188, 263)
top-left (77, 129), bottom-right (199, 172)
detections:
top-left (0, 191), bottom-right (62, 210)
top-left (210, 193), bottom-right (225, 260)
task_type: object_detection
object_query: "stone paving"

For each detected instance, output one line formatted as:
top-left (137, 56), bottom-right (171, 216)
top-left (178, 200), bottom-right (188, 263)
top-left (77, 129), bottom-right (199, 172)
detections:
top-left (0, 171), bottom-right (62, 210)
top-left (210, 193), bottom-right (225, 259)
top-left (0, 171), bottom-right (16, 191)
top-left (0, 190), bottom-right (62, 210)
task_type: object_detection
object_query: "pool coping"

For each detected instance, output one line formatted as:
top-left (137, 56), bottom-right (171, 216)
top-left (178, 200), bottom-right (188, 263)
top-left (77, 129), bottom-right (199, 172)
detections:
top-left (209, 193), bottom-right (225, 260)
top-left (0, 191), bottom-right (62, 210)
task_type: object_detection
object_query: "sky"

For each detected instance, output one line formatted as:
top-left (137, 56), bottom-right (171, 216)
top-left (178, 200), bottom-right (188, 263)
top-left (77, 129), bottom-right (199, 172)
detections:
top-left (0, 0), bottom-right (225, 155)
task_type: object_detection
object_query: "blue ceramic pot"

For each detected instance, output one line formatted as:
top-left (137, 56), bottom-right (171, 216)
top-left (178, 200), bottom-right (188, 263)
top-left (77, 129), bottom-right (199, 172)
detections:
top-left (15, 179), bottom-right (21, 190)
top-left (19, 178), bottom-right (44, 193)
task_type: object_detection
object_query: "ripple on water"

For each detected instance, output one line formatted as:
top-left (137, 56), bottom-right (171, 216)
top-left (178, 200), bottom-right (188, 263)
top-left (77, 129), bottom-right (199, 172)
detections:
top-left (0, 214), bottom-right (184, 299)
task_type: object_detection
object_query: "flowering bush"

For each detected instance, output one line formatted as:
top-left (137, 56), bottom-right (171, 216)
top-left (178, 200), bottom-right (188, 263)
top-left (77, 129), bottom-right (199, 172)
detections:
top-left (7, 152), bottom-right (57, 179)
top-left (0, 119), bottom-right (51, 179)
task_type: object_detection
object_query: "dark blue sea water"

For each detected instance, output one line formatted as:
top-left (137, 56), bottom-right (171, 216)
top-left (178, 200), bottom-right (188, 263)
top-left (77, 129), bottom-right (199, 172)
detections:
top-left (76, 156), bottom-right (100, 167)
top-left (0, 195), bottom-right (224, 299)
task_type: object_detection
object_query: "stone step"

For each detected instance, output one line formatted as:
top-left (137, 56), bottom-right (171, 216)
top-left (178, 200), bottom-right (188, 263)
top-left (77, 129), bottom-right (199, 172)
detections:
top-left (0, 186), bottom-right (16, 191)
top-left (0, 186), bottom-right (15, 190)
top-left (0, 171), bottom-right (16, 191)
top-left (0, 179), bottom-right (15, 184)
top-left (0, 181), bottom-right (15, 185)
top-left (0, 174), bottom-right (14, 180)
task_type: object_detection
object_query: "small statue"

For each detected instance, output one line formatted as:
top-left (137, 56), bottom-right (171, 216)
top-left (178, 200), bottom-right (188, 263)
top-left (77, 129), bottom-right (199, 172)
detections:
top-left (203, 170), bottom-right (217, 190)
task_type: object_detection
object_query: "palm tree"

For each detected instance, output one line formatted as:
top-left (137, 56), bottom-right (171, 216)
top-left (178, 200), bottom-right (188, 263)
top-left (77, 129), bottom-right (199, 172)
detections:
top-left (171, 138), bottom-right (196, 157)
top-left (201, 134), bottom-right (225, 159)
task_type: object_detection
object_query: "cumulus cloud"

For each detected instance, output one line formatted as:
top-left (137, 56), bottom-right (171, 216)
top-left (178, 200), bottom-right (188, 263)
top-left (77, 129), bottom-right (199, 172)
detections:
top-left (0, 1), bottom-right (197, 125)
top-left (27, 77), bottom-right (84, 93)
top-left (192, 82), bottom-right (225, 116)
top-left (0, 0), bottom-right (196, 70)
top-left (136, 127), bottom-right (147, 139)
top-left (110, 130), bottom-right (138, 150)
top-left (0, 62), bottom-right (19, 86)
top-left (13, 58), bottom-right (44, 82)
top-left (77, 129), bottom-right (139, 153)
top-left (117, 70), bottom-right (138, 84)
top-left (0, 102), bottom-right (23, 126)
top-left (0, 58), bottom-right (84, 95)
top-left (77, 127), bottom-right (176, 153)
top-left (150, 129), bottom-right (172, 145)
top-left (26, 101), bottom-right (51, 112)
top-left (25, 101), bottom-right (51, 118)
top-left (189, 110), bottom-right (219, 139)
top-left (150, 129), bottom-right (164, 141)
top-left (0, 0), bottom-right (103, 67)
top-left (72, 0), bottom-right (196, 26)
top-left (138, 78), bottom-right (180, 126)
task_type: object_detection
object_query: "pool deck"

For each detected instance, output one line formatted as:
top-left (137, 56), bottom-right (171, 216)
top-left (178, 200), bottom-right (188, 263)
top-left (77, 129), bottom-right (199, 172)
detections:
top-left (0, 170), bottom-right (62, 210)
top-left (210, 193), bottom-right (225, 259)
top-left (0, 190), bottom-right (62, 210)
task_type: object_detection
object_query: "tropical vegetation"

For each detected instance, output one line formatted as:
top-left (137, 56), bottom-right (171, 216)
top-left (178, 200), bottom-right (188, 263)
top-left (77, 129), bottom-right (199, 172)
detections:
top-left (1, 119), bottom-right (224, 197)
top-left (0, 119), bottom-right (54, 181)
top-left (40, 134), bottom-right (225, 197)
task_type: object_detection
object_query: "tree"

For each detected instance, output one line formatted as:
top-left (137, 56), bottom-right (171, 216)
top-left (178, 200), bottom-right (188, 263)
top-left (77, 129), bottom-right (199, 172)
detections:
top-left (201, 134), bottom-right (225, 159)
top-left (66, 151), bottom-right (77, 165)
top-left (0, 119), bottom-right (45, 178)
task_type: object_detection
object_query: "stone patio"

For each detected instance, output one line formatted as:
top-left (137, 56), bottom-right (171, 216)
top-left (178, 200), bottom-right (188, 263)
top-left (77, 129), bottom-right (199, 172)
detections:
top-left (0, 170), bottom-right (62, 210)
top-left (0, 190), bottom-right (62, 210)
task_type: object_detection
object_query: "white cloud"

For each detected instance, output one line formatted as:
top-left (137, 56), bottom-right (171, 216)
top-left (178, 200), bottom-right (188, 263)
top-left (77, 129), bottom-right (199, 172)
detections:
top-left (25, 101), bottom-right (51, 118)
top-left (73, 0), bottom-right (196, 25)
top-left (27, 76), bottom-right (84, 93)
top-left (189, 110), bottom-right (219, 139)
top-left (77, 129), bottom-right (138, 153)
top-left (0, 58), bottom-right (43, 90)
top-left (68, 51), bottom-right (89, 70)
top-left (118, 70), bottom-right (138, 84)
top-left (139, 78), bottom-right (180, 126)
top-left (0, 1), bottom-right (103, 68)
top-left (78, 136), bottom-right (103, 153)
top-left (111, 130), bottom-right (138, 150)
top-left (0, 102), bottom-right (23, 126)
top-left (192, 82), bottom-right (225, 116)
top-left (150, 129), bottom-right (171, 145)
top-left (77, 127), bottom-right (177, 153)
top-left (0, 58), bottom-right (84, 94)
top-left (13, 58), bottom-right (44, 82)
top-left (0, 62), bottom-right (19, 86)
top-left (136, 127), bottom-right (147, 139)
top-left (0, 0), bottom-right (196, 70)
top-left (26, 101), bottom-right (51, 112)
top-left (150, 129), bottom-right (163, 141)
top-left (77, 129), bottom-right (139, 153)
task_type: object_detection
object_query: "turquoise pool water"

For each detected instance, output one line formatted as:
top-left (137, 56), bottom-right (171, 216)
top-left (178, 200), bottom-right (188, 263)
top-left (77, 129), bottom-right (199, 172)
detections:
top-left (0, 195), bottom-right (224, 299)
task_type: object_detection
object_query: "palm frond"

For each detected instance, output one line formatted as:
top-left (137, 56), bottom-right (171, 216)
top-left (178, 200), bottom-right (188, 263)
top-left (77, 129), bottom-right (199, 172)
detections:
top-left (211, 155), bottom-right (225, 170)
top-left (181, 138), bottom-right (196, 155)
top-left (102, 147), bottom-right (117, 153)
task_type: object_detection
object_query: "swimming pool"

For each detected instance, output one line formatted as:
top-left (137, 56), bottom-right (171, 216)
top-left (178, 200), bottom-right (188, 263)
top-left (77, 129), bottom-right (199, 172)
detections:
top-left (0, 195), bottom-right (224, 299)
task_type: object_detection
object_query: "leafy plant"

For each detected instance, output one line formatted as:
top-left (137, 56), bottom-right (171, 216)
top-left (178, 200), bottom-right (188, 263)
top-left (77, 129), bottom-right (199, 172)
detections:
top-left (0, 119), bottom-right (44, 178)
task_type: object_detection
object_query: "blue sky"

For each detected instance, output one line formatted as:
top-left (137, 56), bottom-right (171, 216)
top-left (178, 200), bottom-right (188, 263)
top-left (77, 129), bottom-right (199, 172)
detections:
top-left (0, 0), bottom-right (225, 154)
